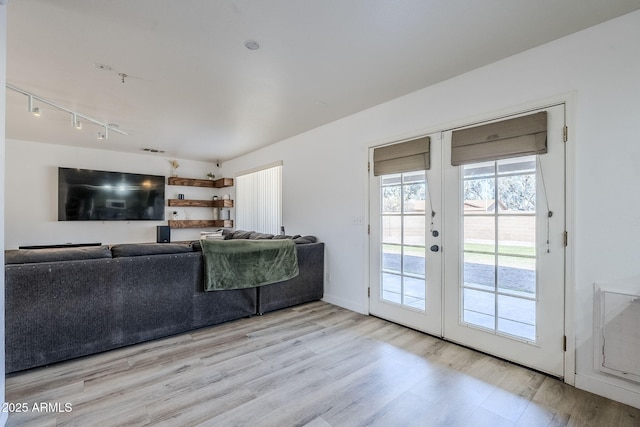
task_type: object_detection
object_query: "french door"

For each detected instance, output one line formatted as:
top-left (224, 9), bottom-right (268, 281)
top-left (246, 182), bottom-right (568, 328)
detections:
top-left (369, 132), bottom-right (442, 336)
top-left (369, 104), bottom-right (566, 377)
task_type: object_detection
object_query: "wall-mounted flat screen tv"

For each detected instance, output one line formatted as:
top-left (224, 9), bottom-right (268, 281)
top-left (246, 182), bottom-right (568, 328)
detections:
top-left (58, 167), bottom-right (165, 221)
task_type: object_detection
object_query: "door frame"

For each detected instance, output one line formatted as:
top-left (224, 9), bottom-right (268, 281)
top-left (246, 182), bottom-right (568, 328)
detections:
top-left (364, 93), bottom-right (576, 385)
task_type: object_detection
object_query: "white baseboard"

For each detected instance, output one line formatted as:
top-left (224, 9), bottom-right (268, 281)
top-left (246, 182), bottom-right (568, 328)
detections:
top-left (322, 294), bottom-right (366, 314)
top-left (575, 373), bottom-right (640, 409)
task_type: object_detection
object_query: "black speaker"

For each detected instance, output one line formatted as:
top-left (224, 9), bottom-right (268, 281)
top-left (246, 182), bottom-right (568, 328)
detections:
top-left (156, 226), bottom-right (171, 243)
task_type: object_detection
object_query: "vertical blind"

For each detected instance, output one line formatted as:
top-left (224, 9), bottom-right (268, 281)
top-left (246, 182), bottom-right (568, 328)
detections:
top-left (451, 111), bottom-right (547, 166)
top-left (236, 162), bottom-right (282, 235)
top-left (373, 136), bottom-right (431, 176)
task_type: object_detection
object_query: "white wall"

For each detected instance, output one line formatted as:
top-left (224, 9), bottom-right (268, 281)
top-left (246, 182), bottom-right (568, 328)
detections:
top-left (222, 11), bottom-right (640, 407)
top-left (4, 140), bottom-right (220, 248)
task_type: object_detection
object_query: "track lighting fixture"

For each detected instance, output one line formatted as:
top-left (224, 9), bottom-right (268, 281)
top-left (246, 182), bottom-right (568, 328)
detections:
top-left (97, 126), bottom-right (109, 140)
top-left (27, 95), bottom-right (40, 116)
top-left (6, 83), bottom-right (128, 138)
top-left (72, 113), bottom-right (82, 130)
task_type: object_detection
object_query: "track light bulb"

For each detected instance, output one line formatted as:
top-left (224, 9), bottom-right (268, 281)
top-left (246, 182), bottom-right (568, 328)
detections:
top-left (72, 113), bottom-right (82, 129)
top-left (28, 96), bottom-right (40, 116)
top-left (97, 126), bottom-right (108, 140)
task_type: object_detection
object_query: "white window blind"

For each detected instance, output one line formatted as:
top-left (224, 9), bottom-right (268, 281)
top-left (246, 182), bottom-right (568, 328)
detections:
top-left (235, 162), bottom-right (282, 235)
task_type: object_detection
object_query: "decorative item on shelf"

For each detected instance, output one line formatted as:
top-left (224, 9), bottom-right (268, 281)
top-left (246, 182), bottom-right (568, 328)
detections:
top-left (212, 207), bottom-right (220, 220)
top-left (222, 194), bottom-right (230, 200)
top-left (169, 160), bottom-right (180, 177)
top-left (207, 172), bottom-right (215, 180)
top-left (212, 195), bottom-right (218, 201)
top-left (178, 193), bottom-right (185, 200)
top-left (172, 211), bottom-right (179, 220)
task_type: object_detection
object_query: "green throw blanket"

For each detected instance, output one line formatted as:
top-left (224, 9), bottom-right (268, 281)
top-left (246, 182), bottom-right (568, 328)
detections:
top-left (200, 239), bottom-right (299, 291)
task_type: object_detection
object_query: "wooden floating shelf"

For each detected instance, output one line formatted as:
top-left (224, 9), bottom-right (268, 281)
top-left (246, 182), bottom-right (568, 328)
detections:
top-left (167, 177), bottom-right (234, 188)
top-left (168, 199), bottom-right (234, 208)
top-left (213, 177), bottom-right (234, 188)
top-left (168, 220), bottom-right (234, 229)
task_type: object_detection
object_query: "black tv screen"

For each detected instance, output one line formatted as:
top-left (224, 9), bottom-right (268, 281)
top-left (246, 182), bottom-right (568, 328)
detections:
top-left (58, 168), bottom-right (165, 221)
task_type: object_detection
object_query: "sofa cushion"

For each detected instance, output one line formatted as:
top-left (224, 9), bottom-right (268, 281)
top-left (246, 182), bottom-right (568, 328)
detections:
top-left (110, 243), bottom-right (194, 258)
top-left (272, 234), bottom-right (302, 240)
top-left (249, 232), bottom-right (275, 240)
top-left (214, 230), bottom-right (315, 243)
top-left (5, 245), bottom-right (113, 264)
top-left (230, 230), bottom-right (253, 239)
top-left (294, 236), bottom-right (318, 244)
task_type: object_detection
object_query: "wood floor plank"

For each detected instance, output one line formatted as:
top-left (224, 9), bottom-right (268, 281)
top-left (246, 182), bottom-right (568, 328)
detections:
top-left (315, 354), bottom-right (430, 426)
top-left (303, 417), bottom-right (332, 427)
top-left (147, 384), bottom-right (257, 426)
top-left (5, 301), bottom-right (640, 427)
top-left (481, 367), bottom-right (547, 422)
top-left (404, 365), bottom-right (498, 425)
top-left (514, 402), bottom-right (571, 427)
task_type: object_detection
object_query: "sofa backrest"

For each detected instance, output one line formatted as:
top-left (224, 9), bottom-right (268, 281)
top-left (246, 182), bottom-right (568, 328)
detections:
top-left (110, 243), bottom-right (195, 258)
top-left (5, 237), bottom-right (317, 264)
top-left (4, 245), bottom-right (113, 264)
top-left (221, 229), bottom-right (317, 243)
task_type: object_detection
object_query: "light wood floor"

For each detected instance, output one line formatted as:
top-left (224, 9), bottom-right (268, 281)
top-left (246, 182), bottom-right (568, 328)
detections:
top-left (5, 301), bottom-right (640, 426)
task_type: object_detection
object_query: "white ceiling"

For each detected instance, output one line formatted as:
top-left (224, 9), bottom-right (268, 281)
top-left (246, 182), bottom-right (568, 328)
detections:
top-left (6, 0), bottom-right (640, 162)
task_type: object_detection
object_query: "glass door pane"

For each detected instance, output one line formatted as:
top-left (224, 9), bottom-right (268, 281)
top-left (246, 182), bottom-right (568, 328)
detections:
top-left (381, 172), bottom-right (426, 311)
top-left (462, 156), bottom-right (537, 342)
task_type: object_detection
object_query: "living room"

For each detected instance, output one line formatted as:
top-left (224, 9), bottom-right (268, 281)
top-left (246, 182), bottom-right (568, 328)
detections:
top-left (2, 1), bottom-right (640, 426)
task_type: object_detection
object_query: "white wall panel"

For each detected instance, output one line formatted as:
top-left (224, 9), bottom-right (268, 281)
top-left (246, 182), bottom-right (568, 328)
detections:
top-left (4, 140), bottom-right (219, 248)
top-left (222, 11), bottom-right (640, 406)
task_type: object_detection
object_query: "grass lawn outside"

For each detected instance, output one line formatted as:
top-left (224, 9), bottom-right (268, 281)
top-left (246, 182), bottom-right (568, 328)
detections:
top-left (464, 242), bottom-right (534, 270)
top-left (382, 243), bottom-right (534, 268)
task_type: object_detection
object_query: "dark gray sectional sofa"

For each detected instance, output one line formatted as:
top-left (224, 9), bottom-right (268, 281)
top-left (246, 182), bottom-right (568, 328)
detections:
top-left (4, 236), bottom-right (324, 373)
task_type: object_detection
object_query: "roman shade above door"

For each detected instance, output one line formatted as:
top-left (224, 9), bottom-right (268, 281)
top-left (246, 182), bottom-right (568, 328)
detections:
top-left (451, 111), bottom-right (547, 166)
top-left (373, 136), bottom-right (430, 176)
